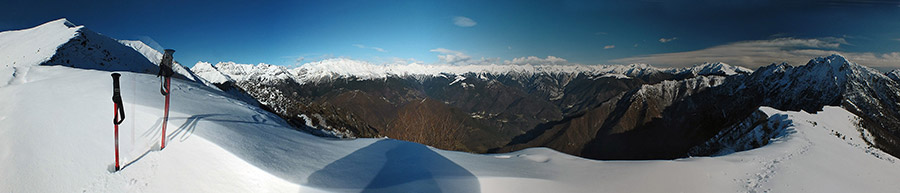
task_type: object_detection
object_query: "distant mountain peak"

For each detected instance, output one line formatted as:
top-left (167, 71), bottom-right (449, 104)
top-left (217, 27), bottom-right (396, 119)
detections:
top-left (199, 59), bottom-right (705, 85)
top-left (755, 54), bottom-right (883, 81)
top-left (887, 69), bottom-right (900, 82)
top-left (678, 62), bottom-right (753, 76)
top-left (805, 54), bottom-right (853, 73)
top-left (58, 18), bottom-right (77, 28)
top-left (0, 18), bottom-right (82, 68)
top-left (37, 18), bottom-right (79, 29)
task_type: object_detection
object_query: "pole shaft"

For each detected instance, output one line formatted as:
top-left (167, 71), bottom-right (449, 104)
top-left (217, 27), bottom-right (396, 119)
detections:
top-left (114, 104), bottom-right (120, 171)
top-left (161, 77), bottom-right (170, 150)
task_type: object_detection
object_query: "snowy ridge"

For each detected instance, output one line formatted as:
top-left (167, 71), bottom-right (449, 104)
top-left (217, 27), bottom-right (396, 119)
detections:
top-left (0, 18), bottom-right (81, 68)
top-left (202, 61), bottom-right (294, 84)
top-left (196, 58), bottom-right (752, 85)
top-left (191, 61), bottom-right (234, 84)
top-left (633, 75), bottom-right (727, 104)
top-left (690, 110), bottom-right (785, 156)
top-left (288, 58), bottom-right (666, 83)
top-left (752, 54), bottom-right (897, 111)
top-left (118, 40), bottom-right (204, 84)
top-left (672, 62), bottom-right (753, 76)
top-left (0, 18), bottom-right (208, 87)
top-left (888, 69), bottom-right (900, 82)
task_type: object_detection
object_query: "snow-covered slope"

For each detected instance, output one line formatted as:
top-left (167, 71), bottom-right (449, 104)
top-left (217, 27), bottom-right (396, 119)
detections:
top-left (0, 18), bottom-right (204, 85)
top-left (2, 64), bottom-right (899, 192)
top-left (190, 61), bottom-right (234, 84)
top-left (750, 54), bottom-right (890, 109)
top-left (194, 58), bottom-right (752, 86)
top-left (0, 18), bottom-right (79, 68)
top-left (671, 62), bottom-right (753, 76)
top-left (888, 69), bottom-right (900, 82)
top-left (195, 61), bottom-right (294, 85)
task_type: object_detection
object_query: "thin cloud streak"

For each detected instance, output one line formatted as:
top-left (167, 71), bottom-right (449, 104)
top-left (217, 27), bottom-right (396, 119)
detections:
top-left (659, 37), bottom-right (678, 43)
top-left (453, 16), bottom-right (477, 27)
top-left (610, 37), bottom-right (900, 70)
top-left (353, 44), bottom-right (387, 53)
top-left (504, 56), bottom-right (568, 65)
top-left (430, 48), bottom-right (471, 64)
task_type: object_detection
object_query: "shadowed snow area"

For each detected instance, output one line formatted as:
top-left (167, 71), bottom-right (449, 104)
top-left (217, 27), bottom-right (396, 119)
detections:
top-left (306, 140), bottom-right (480, 192)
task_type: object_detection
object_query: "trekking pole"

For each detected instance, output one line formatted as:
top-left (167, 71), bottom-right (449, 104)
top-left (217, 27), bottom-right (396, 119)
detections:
top-left (158, 49), bottom-right (175, 150)
top-left (111, 73), bottom-right (125, 171)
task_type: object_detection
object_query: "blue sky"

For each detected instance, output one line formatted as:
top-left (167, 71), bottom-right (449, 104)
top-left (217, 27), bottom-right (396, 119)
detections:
top-left (2, 0), bottom-right (900, 70)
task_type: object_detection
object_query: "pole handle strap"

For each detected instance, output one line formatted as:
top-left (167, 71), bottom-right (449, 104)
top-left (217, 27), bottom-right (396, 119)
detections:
top-left (160, 76), bottom-right (170, 96)
top-left (111, 73), bottom-right (125, 125)
top-left (113, 101), bottom-right (125, 125)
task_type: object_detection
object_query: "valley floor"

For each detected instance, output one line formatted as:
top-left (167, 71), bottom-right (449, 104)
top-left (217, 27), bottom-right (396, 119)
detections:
top-left (1, 66), bottom-right (899, 192)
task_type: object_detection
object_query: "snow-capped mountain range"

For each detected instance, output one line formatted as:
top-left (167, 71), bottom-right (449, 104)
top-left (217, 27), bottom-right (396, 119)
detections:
top-left (193, 58), bottom-right (752, 85)
top-left (190, 57), bottom-right (755, 149)
top-left (189, 41), bottom-right (900, 160)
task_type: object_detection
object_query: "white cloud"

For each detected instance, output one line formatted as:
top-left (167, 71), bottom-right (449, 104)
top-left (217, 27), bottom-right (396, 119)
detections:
top-left (659, 37), bottom-right (678, 43)
top-left (374, 57), bottom-right (423, 65)
top-left (295, 56), bottom-right (305, 63)
top-left (352, 44), bottom-right (387, 53)
top-left (430, 48), bottom-right (471, 64)
top-left (610, 37), bottom-right (900, 69)
top-left (453, 16), bottom-right (477, 27)
top-left (504, 56), bottom-right (568, 65)
top-left (604, 45), bottom-right (615, 49)
top-left (428, 47), bottom-right (568, 66)
top-left (469, 57), bottom-right (502, 65)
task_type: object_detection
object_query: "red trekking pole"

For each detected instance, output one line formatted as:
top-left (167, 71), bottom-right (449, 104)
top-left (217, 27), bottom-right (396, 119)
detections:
top-left (158, 49), bottom-right (175, 150)
top-left (111, 73), bottom-right (125, 171)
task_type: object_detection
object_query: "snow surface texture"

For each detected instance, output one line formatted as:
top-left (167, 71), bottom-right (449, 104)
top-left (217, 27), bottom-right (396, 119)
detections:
top-left (193, 58), bottom-right (753, 85)
top-left (2, 65), bottom-right (899, 192)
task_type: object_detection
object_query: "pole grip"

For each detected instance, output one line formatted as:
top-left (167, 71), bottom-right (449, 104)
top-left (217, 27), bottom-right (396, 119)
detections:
top-left (159, 49), bottom-right (175, 78)
top-left (111, 73), bottom-right (125, 125)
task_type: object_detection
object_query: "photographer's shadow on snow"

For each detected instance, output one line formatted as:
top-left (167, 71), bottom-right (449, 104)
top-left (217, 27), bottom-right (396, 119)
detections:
top-left (306, 139), bottom-right (480, 193)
